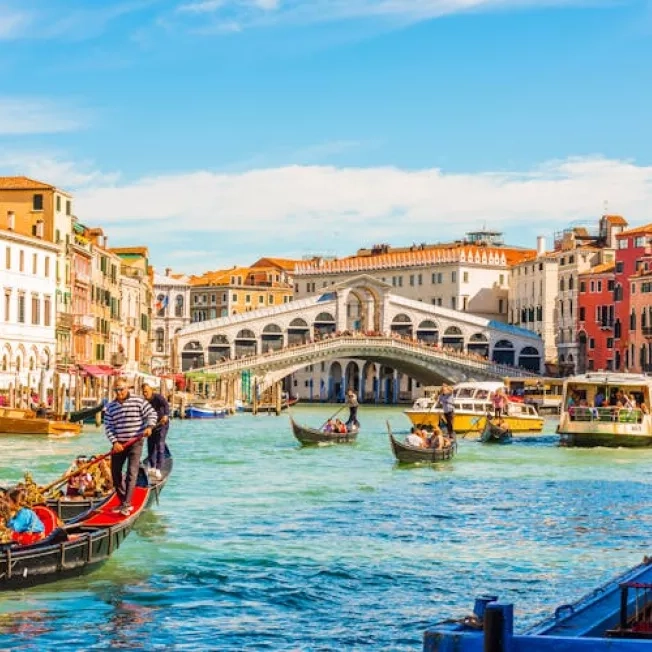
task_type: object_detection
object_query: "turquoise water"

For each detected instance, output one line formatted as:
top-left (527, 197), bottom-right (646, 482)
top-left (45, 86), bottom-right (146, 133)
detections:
top-left (1, 406), bottom-right (652, 650)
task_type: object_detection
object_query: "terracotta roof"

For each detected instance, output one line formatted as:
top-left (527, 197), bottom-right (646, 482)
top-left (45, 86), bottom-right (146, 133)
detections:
top-left (0, 175), bottom-right (71, 196)
top-left (579, 262), bottom-right (615, 276)
top-left (617, 223), bottom-right (652, 237)
top-left (604, 214), bottom-right (628, 226)
top-left (294, 244), bottom-right (534, 275)
top-left (250, 257), bottom-right (301, 271)
top-left (110, 246), bottom-right (149, 256)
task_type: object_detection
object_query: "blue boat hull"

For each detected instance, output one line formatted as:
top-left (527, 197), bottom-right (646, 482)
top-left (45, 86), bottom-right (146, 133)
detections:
top-left (185, 407), bottom-right (227, 419)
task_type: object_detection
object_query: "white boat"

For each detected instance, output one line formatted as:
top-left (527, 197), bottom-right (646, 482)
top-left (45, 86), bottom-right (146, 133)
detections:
top-left (404, 381), bottom-right (544, 433)
top-left (557, 372), bottom-right (652, 447)
top-left (185, 403), bottom-right (228, 419)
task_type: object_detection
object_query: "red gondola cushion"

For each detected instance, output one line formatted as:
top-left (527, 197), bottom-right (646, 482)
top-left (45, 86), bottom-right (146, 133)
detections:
top-left (32, 505), bottom-right (61, 536)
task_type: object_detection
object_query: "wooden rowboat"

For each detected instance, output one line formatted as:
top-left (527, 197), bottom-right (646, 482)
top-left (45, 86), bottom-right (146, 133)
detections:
top-left (0, 407), bottom-right (82, 436)
top-left (387, 422), bottom-right (456, 464)
top-left (479, 417), bottom-right (513, 444)
top-left (0, 454), bottom-right (172, 591)
top-left (290, 417), bottom-right (358, 446)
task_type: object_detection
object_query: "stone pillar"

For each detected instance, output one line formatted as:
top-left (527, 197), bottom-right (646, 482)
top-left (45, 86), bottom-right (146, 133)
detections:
top-left (335, 290), bottom-right (348, 333)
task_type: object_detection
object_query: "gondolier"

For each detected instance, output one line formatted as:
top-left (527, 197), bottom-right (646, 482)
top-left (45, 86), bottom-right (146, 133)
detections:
top-left (104, 378), bottom-right (157, 516)
top-left (142, 383), bottom-right (170, 481)
top-left (437, 384), bottom-right (455, 437)
top-left (345, 389), bottom-right (359, 429)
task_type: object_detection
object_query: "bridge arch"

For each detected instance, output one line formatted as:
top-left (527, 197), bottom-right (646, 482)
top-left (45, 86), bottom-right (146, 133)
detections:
top-left (416, 319), bottom-right (439, 345)
top-left (208, 334), bottom-right (230, 364)
top-left (235, 329), bottom-right (257, 357)
top-left (391, 313), bottom-right (413, 338)
top-left (182, 340), bottom-right (205, 371)
top-left (314, 312), bottom-right (336, 339)
top-left (518, 345), bottom-right (541, 372)
top-left (262, 323), bottom-right (284, 353)
top-left (288, 318), bottom-right (310, 346)
top-left (442, 326), bottom-right (464, 352)
top-left (492, 339), bottom-right (515, 366)
top-left (330, 361), bottom-right (343, 399)
top-left (468, 332), bottom-right (489, 358)
top-left (336, 277), bottom-right (385, 333)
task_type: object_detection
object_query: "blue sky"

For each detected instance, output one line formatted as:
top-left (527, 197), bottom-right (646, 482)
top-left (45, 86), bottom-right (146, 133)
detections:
top-left (2, 0), bottom-right (652, 272)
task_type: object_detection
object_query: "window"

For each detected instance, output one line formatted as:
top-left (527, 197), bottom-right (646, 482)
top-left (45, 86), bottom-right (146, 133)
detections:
top-left (5, 247), bottom-right (9, 269)
top-left (175, 295), bottom-right (184, 317)
top-left (33, 194), bottom-right (43, 211)
top-left (463, 271), bottom-right (469, 283)
top-left (499, 274), bottom-right (504, 285)
top-left (597, 280), bottom-right (602, 292)
top-left (155, 328), bottom-right (164, 352)
top-left (608, 279), bottom-right (615, 291)
top-left (245, 294), bottom-right (251, 304)
top-left (451, 297), bottom-right (456, 310)
top-left (560, 278), bottom-right (565, 291)
top-left (32, 253), bottom-right (37, 274)
top-left (409, 275), bottom-right (415, 286)
top-left (55, 229), bottom-right (61, 244)
top-left (589, 338), bottom-right (595, 349)
top-left (4, 291), bottom-right (10, 322)
top-left (452, 272), bottom-right (457, 283)
top-left (498, 299), bottom-right (504, 313)
top-left (590, 281), bottom-right (595, 293)
top-left (580, 281), bottom-right (586, 293)
top-left (31, 295), bottom-right (39, 324)
top-left (232, 293), bottom-right (238, 303)
top-left (418, 274), bottom-right (422, 285)
top-left (462, 297), bottom-right (468, 311)
top-left (631, 310), bottom-right (636, 331)
top-left (607, 338), bottom-right (614, 349)
top-left (579, 307), bottom-right (586, 321)
top-left (44, 257), bottom-right (50, 277)
top-left (56, 196), bottom-right (61, 212)
top-left (66, 200), bottom-right (71, 216)
top-left (17, 294), bottom-right (25, 323)
top-left (632, 283), bottom-right (636, 295)
top-left (618, 239), bottom-right (628, 249)
top-left (269, 295), bottom-right (274, 304)
top-left (19, 250), bottom-right (24, 272)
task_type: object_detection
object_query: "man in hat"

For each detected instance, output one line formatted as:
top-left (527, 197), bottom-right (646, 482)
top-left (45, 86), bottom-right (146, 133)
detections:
top-left (345, 389), bottom-right (359, 430)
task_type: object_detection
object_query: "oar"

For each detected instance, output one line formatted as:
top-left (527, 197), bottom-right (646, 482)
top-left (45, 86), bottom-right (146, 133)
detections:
top-left (40, 434), bottom-right (145, 497)
top-left (319, 405), bottom-right (345, 430)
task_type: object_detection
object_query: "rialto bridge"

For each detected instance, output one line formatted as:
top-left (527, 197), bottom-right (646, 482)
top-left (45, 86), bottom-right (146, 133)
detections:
top-left (175, 276), bottom-right (543, 401)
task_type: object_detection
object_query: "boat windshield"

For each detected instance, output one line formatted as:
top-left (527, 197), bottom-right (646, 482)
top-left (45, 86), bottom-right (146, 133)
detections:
top-left (475, 390), bottom-right (490, 400)
top-left (456, 388), bottom-right (475, 399)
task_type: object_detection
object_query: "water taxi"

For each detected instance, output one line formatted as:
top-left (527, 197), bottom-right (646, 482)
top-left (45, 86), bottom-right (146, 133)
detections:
top-left (404, 381), bottom-right (544, 433)
top-left (0, 407), bottom-right (82, 436)
top-left (557, 372), bottom-right (652, 447)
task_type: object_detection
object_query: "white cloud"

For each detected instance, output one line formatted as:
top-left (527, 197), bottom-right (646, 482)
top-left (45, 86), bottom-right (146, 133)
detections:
top-left (70, 156), bottom-right (652, 257)
top-left (0, 98), bottom-right (90, 135)
top-left (0, 7), bottom-right (31, 39)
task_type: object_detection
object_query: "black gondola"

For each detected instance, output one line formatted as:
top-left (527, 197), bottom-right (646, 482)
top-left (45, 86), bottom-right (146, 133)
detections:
top-left (387, 422), bottom-right (456, 464)
top-left (290, 417), bottom-right (358, 446)
top-left (0, 454), bottom-right (172, 591)
top-left (47, 446), bottom-right (173, 522)
top-left (68, 403), bottom-right (104, 424)
top-left (479, 417), bottom-right (512, 444)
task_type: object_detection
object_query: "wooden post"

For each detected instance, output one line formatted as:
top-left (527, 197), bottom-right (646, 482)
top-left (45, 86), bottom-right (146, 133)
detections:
top-left (252, 378), bottom-right (258, 415)
top-left (8, 383), bottom-right (14, 408)
top-left (275, 381), bottom-right (282, 416)
top-left (58, 383), bottom-right (66, 418)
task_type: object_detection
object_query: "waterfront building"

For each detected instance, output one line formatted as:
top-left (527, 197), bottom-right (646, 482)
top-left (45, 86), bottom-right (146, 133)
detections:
top-left (69, 220), bottom-right (94, 366)
top-left (189, 266), bottom-right (293, 323)
top-left (577, 262), bottom-right (615, 371)
top-left (614, 222), bottom-right (652, 370)
top-left (551, 216), bottom-right (622, 375)
top-left (111, 247), bottom-right (154, 375)
top-left (629, 260), bottom-right (652, 374)
top-left (0, 176), bottom-right (75, 368)
top-left (0, 224), bottom-right (58, 396)
top-left (507, 236), bottom-right (558, 368)
top-left (152, 269), bottom-right (191, 373)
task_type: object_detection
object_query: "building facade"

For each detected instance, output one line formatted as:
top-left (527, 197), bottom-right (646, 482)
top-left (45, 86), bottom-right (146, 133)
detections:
top-left (0, 226), bottom-right (58, 395)
top-left (152, 269), bottom-right (191, 373)
top-left (629, 264), bottom-right (652, 374)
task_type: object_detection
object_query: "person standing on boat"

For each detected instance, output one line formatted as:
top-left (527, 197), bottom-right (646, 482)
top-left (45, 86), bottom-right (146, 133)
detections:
top-left (142, 382), bottom-right (170, 481)
top-left (345, 389), bottom-right (359, 429)
top-left (438, 384), bottom-right (455, 437)
top-left (104, 378), bottom-right (157, 516)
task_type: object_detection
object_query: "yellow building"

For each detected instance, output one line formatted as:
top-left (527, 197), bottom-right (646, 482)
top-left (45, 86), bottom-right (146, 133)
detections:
top-left (0, 176), bottom-right (75, 367)
top-left (189, 266), bottom-right (294, 323)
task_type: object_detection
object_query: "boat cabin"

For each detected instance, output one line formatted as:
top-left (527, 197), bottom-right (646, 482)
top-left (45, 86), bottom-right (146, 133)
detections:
top-left (505, 377), bottom-right (564, 413)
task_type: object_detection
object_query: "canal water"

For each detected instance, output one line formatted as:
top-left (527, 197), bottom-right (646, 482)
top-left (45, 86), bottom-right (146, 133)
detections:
top-left (1, 406), bottom-right (652, 650)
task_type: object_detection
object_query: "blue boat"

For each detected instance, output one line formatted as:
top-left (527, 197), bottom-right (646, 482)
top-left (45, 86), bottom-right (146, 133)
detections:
top-left (424, 558), bottom-right (652, 651)
top-left (185, 404), bottom-right (227, 419)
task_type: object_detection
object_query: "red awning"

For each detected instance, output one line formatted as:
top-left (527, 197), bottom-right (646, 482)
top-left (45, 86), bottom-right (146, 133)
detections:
top-left (79, 364), bottom-right (113, 377)
top-left (97, 365), bottom-right (120, 376)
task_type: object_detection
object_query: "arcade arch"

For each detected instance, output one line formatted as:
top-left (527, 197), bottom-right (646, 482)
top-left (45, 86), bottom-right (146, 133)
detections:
top-left (391, 314), bottom-right (413, 338)
top-left (467, 332), bottom-right (489, 358)
top-left (235, 329), bottom-right (257, 357)
top-left (492, 339), bottom-right (514, 366)
top-left (442, 326), bottom-right (464, 352)
top-left (182, 341), bottom-right (204, 371)
top-left (262, 323), bottom-right (284, 353)
top-left (416, 319), bottom-right (438, 345)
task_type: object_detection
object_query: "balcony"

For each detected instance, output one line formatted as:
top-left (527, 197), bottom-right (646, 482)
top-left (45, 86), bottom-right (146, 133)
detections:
top-left (643, 327), bottom-right (652, 339)
top-left (73, 314), bottom-right (95, 332)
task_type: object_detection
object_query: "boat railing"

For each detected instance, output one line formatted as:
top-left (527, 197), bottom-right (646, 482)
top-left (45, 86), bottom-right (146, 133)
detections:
top-left (568, 406), bottom-right (646, 424)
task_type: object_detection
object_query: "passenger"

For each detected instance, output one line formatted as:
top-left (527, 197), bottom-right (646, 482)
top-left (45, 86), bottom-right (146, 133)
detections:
top-left (492, 388), bottom-right (506, 419)
top-left (323, 419), bottom-right (335, 433)
top-left (594, 389), bottom-right (605, 408)
top-left (334, 419), bottom-right (347, 434)
top-left (65, 455), bottom-right (91, 497)
top-left (6, 489), bottom-right (45, 536)
top-left (406, 427), bottom-right (426, 448)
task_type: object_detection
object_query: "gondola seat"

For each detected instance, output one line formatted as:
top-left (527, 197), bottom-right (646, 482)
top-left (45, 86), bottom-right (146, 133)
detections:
top-left (32, 505), bottom-right (62, 536)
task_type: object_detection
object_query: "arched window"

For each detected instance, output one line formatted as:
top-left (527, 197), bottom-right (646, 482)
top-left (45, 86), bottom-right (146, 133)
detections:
top-left (175, 295), bottom-right (184, 317)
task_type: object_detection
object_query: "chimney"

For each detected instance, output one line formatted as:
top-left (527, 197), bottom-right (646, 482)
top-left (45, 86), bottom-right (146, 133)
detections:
top-left (35, 220), bottom-right (44, 239)
top-left (7, 211), bottom-right (15, 231)
top-left (104, 235), bottom-right (109, 248)
top-left (165, 267), bottom-right (172, 277)
top-left (536, 235), bottom-right (546, 256)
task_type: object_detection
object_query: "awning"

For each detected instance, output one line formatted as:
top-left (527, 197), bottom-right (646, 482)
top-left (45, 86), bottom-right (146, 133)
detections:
top-left (79, 364), bottom-right (114, 377)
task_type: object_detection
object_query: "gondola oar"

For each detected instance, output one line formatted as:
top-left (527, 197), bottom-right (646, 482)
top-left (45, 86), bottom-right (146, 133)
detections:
top-left (40, 434), bottom-right (146, 497)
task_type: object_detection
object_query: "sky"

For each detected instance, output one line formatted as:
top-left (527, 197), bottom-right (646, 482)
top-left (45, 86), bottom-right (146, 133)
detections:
top-left (2, 0), bottom-right (652, 273)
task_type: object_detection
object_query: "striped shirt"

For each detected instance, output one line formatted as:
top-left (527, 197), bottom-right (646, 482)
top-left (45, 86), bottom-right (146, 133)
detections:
top-left (104, 394), bottom-right (157, 444)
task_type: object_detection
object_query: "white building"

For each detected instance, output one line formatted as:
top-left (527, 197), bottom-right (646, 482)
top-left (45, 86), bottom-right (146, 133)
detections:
top-left (152, 269), bottom-right (191, 373)
top-left (508, 236), bottom-right (559, 366)
top-left (0, 227), bottom-right (58, 395)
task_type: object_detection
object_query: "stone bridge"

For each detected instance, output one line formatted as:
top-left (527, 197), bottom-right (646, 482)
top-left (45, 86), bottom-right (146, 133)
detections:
top-left (186, 335), bottom-right (541, 393)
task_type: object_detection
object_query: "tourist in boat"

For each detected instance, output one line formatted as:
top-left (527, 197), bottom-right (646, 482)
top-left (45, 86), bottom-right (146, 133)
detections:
top-left (6, 488), bottom-right (45, 536)
top-left (334, 419), bottom-right (348, 434)
top-left (323, 419), bottom-right (335, 433)
top-left (437, 384), bottom-right (455, 437)
top-left (405, 427), bottom-right (426, 448)
top-left (104, 378), bottom-right (157, 516)
top-left (142, 383), bottom-right (170, 481)
top-left (65, 455), bottom-right (94, 497)
top-left (345, 389), bottom-right (359, 429)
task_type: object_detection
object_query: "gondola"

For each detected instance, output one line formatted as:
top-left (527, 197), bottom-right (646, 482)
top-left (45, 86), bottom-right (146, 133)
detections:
top-left (387, 422), bottom-right (456, 464)
top-left (0, 456), bottom-right (172, 591)
top-left (47, 445), bottom-right (173, 522)
top-left (479, 416), bottom-right (513, 444)
top-left (68, 403), bottom-right (104, 424)
top-left (290, 417), bottom-right (358, 446)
